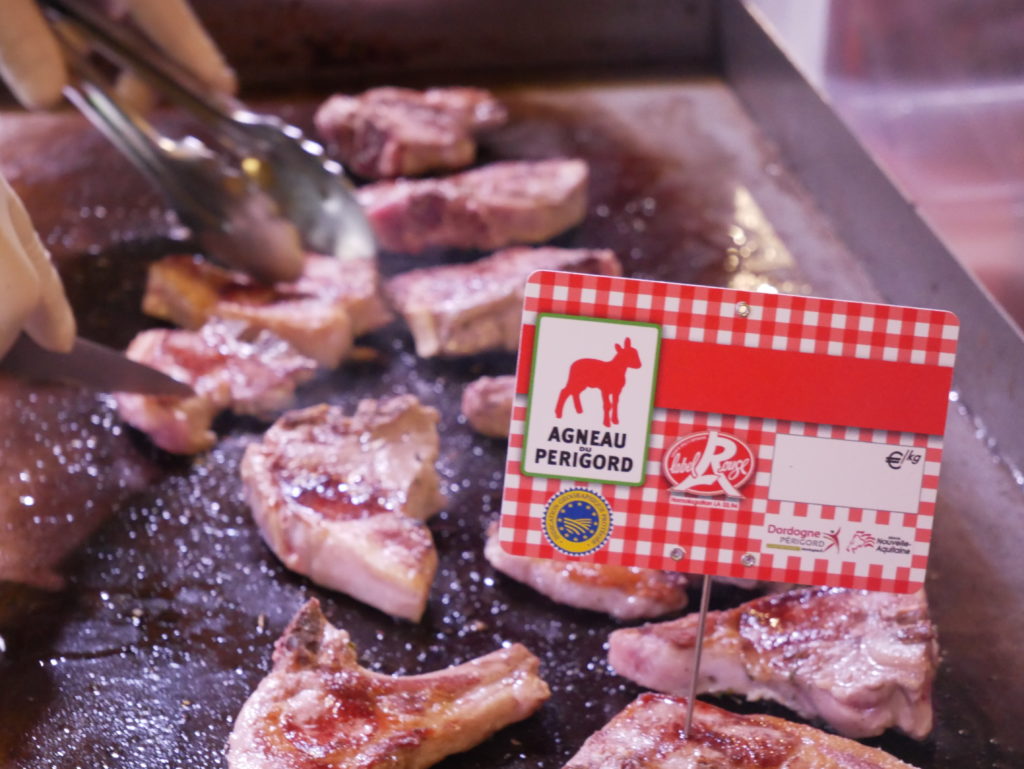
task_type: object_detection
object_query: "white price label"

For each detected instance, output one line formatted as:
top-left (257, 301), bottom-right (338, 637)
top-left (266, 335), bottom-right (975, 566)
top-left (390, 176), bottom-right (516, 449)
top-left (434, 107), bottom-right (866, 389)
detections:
top-left (768, 434), bottom-right (927, 514)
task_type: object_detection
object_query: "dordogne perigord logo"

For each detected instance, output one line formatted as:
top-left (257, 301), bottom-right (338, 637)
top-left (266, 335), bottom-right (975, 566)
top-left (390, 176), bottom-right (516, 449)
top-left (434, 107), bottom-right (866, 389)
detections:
top-left (663, 430), bottom-right (755, 497)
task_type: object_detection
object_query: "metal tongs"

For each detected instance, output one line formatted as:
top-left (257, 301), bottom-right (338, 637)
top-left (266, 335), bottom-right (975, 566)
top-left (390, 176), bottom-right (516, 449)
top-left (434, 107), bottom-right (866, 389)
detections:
top-left (37, 0), bottom-right (375, 285)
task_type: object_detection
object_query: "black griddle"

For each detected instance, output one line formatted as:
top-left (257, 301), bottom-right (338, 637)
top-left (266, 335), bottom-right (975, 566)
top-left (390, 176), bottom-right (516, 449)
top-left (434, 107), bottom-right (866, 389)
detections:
top-left (1, 2), bottom-right (1023, 767)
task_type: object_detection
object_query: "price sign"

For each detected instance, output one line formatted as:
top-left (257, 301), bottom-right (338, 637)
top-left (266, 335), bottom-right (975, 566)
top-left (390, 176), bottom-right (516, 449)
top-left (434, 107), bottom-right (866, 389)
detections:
top-left (498, 271), bottom-right (958, 592)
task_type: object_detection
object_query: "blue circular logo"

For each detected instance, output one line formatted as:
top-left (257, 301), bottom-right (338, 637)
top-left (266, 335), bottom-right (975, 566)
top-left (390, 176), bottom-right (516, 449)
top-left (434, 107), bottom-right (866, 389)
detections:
top-left (543, 489), bottom-right (613, 556)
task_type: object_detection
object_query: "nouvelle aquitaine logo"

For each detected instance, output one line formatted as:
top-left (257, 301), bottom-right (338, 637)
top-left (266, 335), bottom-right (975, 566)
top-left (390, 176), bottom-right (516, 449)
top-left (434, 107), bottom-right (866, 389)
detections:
top-left (663, 430), bottom-right (755, 497)
top-left (847, 530), bottom-right (877, 553)
top-left (543, 488), bottom-right (613, 556)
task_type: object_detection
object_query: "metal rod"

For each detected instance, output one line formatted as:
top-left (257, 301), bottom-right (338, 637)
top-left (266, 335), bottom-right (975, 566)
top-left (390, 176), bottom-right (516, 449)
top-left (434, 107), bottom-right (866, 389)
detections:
top-left (683, 573), bottom-right (713, 738)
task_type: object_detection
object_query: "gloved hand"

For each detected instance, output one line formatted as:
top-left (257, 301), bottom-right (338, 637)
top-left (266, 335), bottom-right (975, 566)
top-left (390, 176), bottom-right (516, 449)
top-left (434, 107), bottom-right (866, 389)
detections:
top-left (0, 0), bottom-right (237, 110)
top-left (0, 173), bottom-right (76, 360)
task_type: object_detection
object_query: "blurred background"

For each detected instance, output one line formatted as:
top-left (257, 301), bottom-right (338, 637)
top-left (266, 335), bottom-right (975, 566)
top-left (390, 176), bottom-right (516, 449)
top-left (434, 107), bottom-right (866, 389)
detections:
top-left (754, 0), bottom-right (1024, 329)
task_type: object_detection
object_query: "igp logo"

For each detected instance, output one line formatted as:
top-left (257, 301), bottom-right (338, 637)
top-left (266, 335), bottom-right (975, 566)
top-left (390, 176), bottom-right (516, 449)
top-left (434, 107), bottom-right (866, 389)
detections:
top-left (543, 488), bottom-right (613, 556)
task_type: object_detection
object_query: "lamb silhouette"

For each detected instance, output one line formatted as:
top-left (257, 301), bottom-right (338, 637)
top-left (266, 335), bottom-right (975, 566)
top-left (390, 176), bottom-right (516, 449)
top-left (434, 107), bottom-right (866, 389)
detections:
top-left (555, 338), bottom-right (642, 427)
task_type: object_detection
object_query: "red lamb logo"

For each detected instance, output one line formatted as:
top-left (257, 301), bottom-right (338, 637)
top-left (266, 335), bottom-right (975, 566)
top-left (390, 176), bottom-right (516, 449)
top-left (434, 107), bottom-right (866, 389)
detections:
top-left (847, 531), bottom-right (877, 553)
top-left (554, 337), bottom-right (642, 428)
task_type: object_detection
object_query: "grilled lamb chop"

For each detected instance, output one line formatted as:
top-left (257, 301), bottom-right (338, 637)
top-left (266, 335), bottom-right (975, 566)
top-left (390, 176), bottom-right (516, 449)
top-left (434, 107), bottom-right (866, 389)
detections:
top-left (563, 692), bottom-right (920, 769)
top-left (357, 159), bottom-right (589, 253)
top-left (115, 320), bottom-right (316, 455)
top-left (240, 397), bottom-right (446, 621)
top-left (227, 599), bottom-right (550, 769)
top-left (314, 87), bottom-right (507, 179)
top-left (484, 523), bottom-right (687, 620)
top-left (608, 587), bottom-right (938, 739)
top-left (387, 246), bottom-right (621, 357)
top-left (143, 253), bottom-right (393, 367)
top-left (461, 374), bottom-right (515, 437)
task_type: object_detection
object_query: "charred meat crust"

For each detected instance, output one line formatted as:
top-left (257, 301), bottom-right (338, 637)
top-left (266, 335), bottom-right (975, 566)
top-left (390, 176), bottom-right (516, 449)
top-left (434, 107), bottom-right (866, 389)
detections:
top-left (240, 397), bottom-right (445, 621)
top-left (483, 522), bottom-right (687, 620)
top-left (608, 587), bottom-right (938, 739)
top-left (357, 159), bottom-right (589, 253)
top-left (563, 692), bottom-right (920, 769)
top-left (386, 246), bottom-right (621, 358)
top-left (314, 87), bottom-right (507, 179)
top-left (143, 254), bottom-right (392, 368)
top-left (228, 599), bottom-right (551, 769)
top-left (460, 375), bottom-right (516, 438)
top-left (115, 320), bottom-right (316, 455)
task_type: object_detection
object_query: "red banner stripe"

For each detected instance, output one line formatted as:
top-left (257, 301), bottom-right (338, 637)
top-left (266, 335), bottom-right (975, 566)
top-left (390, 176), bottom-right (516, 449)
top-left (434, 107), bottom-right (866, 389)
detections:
top-left (653, 339), bottom-right (953, 435)
top-left (516, 324), bottom-right (536, 395)
top-left (517, 330), bottom-right (951, 434)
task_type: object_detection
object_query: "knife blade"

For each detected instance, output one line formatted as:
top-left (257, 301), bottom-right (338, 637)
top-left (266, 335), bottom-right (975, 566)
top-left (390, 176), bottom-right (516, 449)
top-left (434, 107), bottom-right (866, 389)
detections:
top-left (0, 333), bottom-right (195, 397)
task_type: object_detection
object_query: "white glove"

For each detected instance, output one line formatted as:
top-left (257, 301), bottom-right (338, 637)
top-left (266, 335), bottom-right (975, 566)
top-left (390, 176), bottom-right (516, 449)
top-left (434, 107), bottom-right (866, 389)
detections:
top-left (0, 173), bottom-right (76, 359)
top-left (0, 0), bottom-right (237, 110)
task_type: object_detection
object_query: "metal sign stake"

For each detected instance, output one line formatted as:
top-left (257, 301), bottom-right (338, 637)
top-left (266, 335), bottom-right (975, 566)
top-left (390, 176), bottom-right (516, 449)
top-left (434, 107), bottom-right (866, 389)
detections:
top-left (682, 573), bottom-right (713, 738)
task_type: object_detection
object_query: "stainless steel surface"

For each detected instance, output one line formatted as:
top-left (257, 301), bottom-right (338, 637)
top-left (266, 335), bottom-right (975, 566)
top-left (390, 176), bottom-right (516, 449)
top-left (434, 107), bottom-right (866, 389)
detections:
top-left (754, 0), bottom-right (1024, 329)
top-left (723, 0), bottom-right (1024, 476)
top-left (0, 334), bottom-right (194, 396)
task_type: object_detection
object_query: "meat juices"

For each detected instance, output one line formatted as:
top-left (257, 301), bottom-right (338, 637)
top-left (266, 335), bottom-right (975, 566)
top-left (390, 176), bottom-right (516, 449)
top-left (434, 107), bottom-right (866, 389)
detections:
top-left (227, 599), bottom-right (550, 769)
top-left (484, 523), bottom-right (687, 620)
top-left (563, 692), bottom-right (920, 769)
top-left (608, 587), bottom-right (938, 739)
top-left (0, 378), bottom-right (152, 589)
top-left (115, 320), bottom-right (317, 455)
top-left (387, 246), bottom-right (621, 357)
top-left (143, 254), bottom-right (393, 367)
top-left (240, 397), bottom-right (446, 621)
top-left (314, 87), bottom-right (507, 179)
top-left (461, 375), bottom-right (515, 438)
top-left (357, 159), bottom-right (589, 253)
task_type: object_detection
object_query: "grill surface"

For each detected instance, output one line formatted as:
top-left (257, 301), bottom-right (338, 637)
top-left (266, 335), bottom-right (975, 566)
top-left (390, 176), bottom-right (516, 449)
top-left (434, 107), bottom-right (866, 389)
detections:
top-left (0, 81), bottom-right (1020, 769)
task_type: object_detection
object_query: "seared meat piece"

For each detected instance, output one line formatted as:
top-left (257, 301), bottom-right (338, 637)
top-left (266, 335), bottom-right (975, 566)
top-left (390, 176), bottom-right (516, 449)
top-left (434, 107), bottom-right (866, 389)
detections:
top-left (227, 599), bottom-right (550, 769)
top-left (314, 87), bottom-right (507, 179)
top-left (240, 397), bottom-right (446, 621)
top-left (115, 320), bottom-right (316, 455)
top-left (484, 523), bottom-right (687, 620)
top-left (608, 587), bottom-right (938, 739)
top-left (143, 253), bottom-right (393, 367)
top-left (357, 159), bottom-right (589, 253)
top-left (563, 692), bottom-right (920, 769)
top-left (714, 576), bottom-right (785, 591)
top-left (387, 246), bottom-right (621, 357)
top-left (461, 374), bottom-right (515, 437)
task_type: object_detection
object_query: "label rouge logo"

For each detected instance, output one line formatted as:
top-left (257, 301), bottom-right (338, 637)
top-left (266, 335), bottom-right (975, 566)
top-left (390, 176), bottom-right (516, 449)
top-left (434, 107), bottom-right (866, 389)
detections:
top-left (555, 338), bottom-right (642, 427)
top-left (663, 430), bottom-right (755, 497)
top-left (522, 315), bottom-right (660, 487)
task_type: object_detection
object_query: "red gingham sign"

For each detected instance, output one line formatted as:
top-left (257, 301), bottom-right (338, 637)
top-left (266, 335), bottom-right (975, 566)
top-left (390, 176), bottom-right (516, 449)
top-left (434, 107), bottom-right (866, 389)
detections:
top-left (498, 272), bottom-right (958, 593)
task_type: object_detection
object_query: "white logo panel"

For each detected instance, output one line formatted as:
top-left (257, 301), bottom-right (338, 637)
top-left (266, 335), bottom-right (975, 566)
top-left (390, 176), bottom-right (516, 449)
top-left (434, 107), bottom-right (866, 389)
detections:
top-left (523, 315), bottom-right (660, 485)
